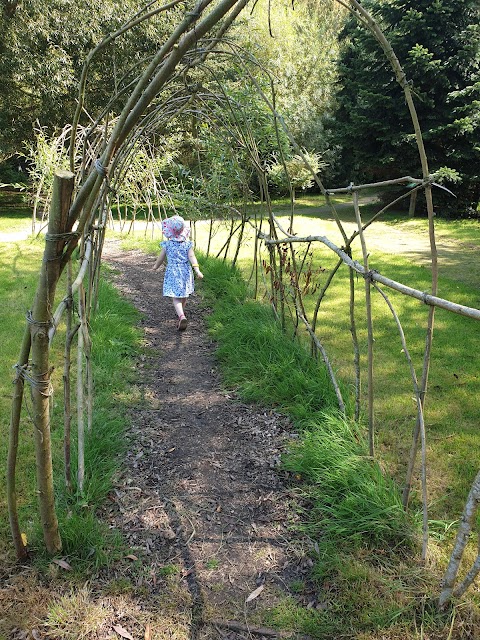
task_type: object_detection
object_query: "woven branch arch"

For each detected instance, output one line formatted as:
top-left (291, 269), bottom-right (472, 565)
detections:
top-left (7, 0), bottom-right (480, 607)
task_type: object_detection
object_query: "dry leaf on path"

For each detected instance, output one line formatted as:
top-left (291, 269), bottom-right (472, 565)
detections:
top-left (113, 625), bottom-right (134, 640)
top-left (52, 558), bottom-right (72, 570)
top-left (245, 583), bottom-right (264, 603)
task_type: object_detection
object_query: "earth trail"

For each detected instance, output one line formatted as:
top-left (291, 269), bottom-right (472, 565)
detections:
top-left (97, 240), bottom-right (313, 639)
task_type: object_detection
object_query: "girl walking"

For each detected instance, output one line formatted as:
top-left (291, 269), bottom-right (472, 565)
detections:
top-left (153, 215), bottom-right (203, 330)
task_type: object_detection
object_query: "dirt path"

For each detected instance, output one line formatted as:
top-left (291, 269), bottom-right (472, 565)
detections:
top-left (94, 240), bottom-right (312, 639)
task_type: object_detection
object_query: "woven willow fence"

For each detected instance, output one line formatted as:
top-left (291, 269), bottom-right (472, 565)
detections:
top-left (7, 0), bottom-right (480, 608)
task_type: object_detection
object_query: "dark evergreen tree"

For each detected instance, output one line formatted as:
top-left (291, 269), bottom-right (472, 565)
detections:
top-left (330, 0), bottom-right (480, 216)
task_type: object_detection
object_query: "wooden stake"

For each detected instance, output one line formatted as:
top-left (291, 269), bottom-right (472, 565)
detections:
top-left (30, 169), bottom-right (74, 553)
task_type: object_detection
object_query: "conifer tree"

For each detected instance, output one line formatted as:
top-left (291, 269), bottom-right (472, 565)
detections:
top-left (331, 0), bottom-right (480, 216)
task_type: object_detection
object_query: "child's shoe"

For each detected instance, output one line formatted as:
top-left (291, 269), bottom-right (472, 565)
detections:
top-left (177, 315), bottom-right (188, 331)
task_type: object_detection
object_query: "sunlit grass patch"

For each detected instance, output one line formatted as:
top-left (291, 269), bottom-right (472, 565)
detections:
top-left (43, 585), bottom-right (194, 640)
top-left (262, 595), bottom-right (341, 638)
top-left (43, 586), bottom-right (108, 639)
top-left (284, 413), bottom-right (413, 549)
top-left (0, 207), bottom-right (32, 234)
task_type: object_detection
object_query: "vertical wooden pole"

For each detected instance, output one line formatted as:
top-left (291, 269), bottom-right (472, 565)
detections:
top-left (30, 169), bottom-right (74, 554)
top-left (408, 190), bottom-right (417, 217)
top-left (8, 326), bottom-right (32, 559)
top-left (353, 191), bottom-right (375, 457)
top-left (77, 284), bottom-right (86, 493)
top-left (348, 252), bottom-right (361, 422)
top-left (63, 261), bottom-right (74, 493)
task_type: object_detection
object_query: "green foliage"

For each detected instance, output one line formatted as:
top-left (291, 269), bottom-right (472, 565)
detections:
top-left (237, 0), bottom-right (346, 152)
top-left (0, 0), bottom-right (180, 159)
top-left (330, 0), bottom-right (480, 216)
top-left (0, 158), bottom-right (28, 185)
top-left (267, 151), bottom-right (327, 196)
top-left (283, 412), bottom-right (413, 549)
top-left (26, 126), bottom-right (71, 206)
top-left (158, 75), bottom-right (294, 207)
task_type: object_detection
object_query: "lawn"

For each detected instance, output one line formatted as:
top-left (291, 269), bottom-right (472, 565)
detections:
top-left (0, 207), bottom-right (32, 235)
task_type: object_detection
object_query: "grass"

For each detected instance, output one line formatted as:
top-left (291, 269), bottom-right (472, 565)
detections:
top-left (0, 235), bottom-right (142, 586)
top-left (2, 197), bottom-right (480, 637)
top-left (0, 206), bottom-right (31, 234)
top-left (283, 412), bottom-right (412, 548)
top-left (196, 255), bottom-right (472, 638)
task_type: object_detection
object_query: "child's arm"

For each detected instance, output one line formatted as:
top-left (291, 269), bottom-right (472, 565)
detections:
top-left (153, 248), bottom-right (166, 270)
top-left (188, 247), bottom-right (204, 279)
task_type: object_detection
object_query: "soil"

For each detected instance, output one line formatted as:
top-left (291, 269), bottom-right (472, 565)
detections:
top-left (77, 240), bottom-right (315, 639)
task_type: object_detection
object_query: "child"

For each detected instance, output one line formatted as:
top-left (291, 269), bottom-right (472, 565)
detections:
top-left (153, 215), bottom-right (203, 330)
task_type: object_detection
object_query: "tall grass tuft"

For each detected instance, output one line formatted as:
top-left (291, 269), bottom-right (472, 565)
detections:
top-left (283, 412), bottom-right (413, 549)
top-left (200, 255), bottom-right (339, 416)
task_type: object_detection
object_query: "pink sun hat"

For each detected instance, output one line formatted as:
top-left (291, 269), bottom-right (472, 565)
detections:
top-left (162, 215), bottom-right (190, 241)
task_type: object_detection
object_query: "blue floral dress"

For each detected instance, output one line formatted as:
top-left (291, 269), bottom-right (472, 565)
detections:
top-left (161, 240), bottom-right (194, 298)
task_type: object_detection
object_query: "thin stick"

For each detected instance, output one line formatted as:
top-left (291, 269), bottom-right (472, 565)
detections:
top-left (7, 326), bottom-right (31, 560)
top-left (373, 283), bottom-right (429, 560)
top-left (439, 470), bottom-right (480, 607)
top-left (296, 306), bottom-right (346, 414)
top-left (348, 257), bottom-right (361, 421)
top-left (210, 619), bottom-right (292, 638)
top-left (63, 261), bottom-right (74, 492)
top-left (77, 285), bottom-right (86, 494)
top-left (353, 191), bottom-right (374, 456)
top-left (49, 237), bottom-right (93, 343)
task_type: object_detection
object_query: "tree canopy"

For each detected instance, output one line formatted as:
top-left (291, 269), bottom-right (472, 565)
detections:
top-left (237, 0), bottom-right (345, 155)
top-left (2, 0), bottom-right (479, 217)
top-left (0, 0), bottom-right (180, 162)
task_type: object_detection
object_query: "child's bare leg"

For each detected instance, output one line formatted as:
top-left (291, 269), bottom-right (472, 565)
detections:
top-left (172, 298), bottom-right (185, 319)
top-left (181, 297), bottom-right (187, 314)
top-left (172, 297), bottom-right (188, 330)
